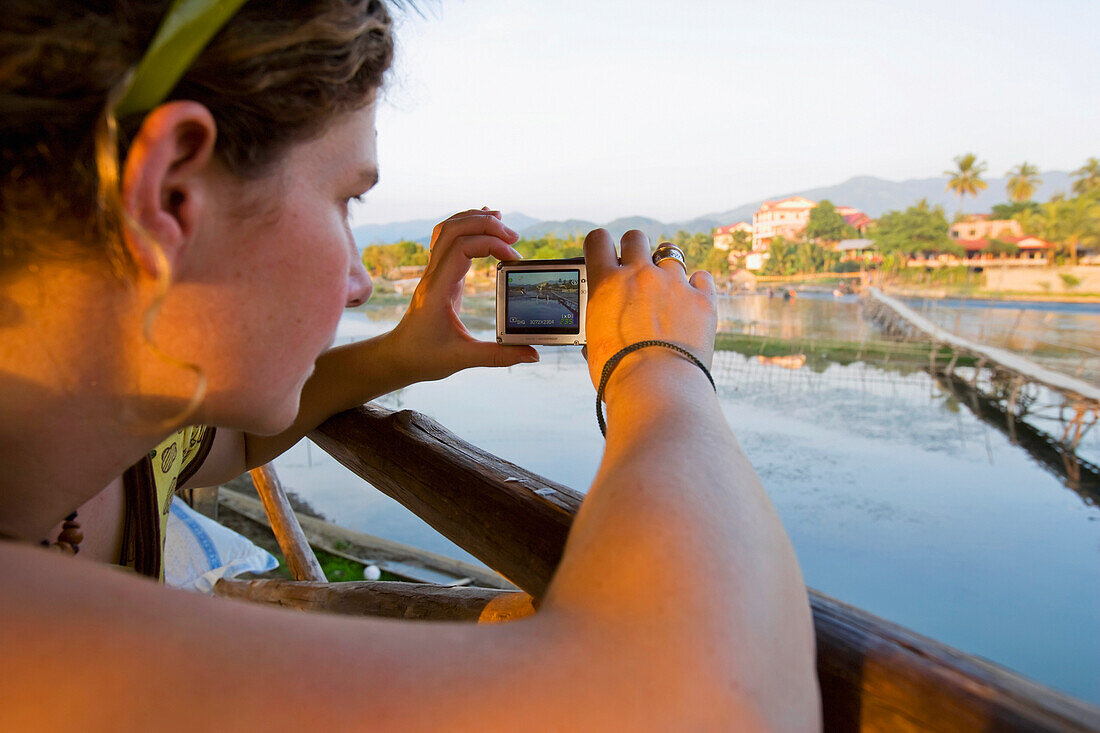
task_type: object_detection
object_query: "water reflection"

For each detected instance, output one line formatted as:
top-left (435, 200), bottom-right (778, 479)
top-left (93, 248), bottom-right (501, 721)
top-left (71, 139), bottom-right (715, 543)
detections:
top-left (719, 291), bottom-right (874, 342)
top-left (274, 298), bottom-right (1100, 706)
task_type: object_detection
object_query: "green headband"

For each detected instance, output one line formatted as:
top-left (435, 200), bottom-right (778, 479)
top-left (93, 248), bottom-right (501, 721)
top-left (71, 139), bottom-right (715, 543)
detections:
top-left (114, 0), bottom-right (250, 118)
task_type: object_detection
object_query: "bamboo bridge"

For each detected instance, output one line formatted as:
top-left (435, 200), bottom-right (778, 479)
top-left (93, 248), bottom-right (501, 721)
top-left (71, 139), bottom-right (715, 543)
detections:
top-left (864, 287), bottom-right (1100, 495)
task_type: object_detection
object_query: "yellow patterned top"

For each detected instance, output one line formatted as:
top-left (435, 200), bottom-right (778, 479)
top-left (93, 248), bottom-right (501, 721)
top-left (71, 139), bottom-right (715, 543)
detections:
top-left (150, 425), bottom-right (215, 548)
top-left (122, 424), bottom-right (216, 578)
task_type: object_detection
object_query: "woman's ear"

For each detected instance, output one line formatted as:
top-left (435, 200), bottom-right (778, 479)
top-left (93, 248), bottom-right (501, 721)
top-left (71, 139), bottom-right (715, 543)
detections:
top-left (120, 101), bottom-right (218, 278)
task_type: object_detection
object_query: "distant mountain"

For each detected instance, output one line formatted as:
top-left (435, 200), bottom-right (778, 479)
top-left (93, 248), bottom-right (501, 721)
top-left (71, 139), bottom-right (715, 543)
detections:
top-left (518, 219), bottom-right (599, 240)
top-left (701, 172), bottom-right (1074, 224)
top-left (666, 216), bottom-right (724, 236)
top-left (502, 211), bottom-right (540, 231)
top-left (602, 216), bottom-right (668, 243)
top-left (519, 215), bottom-right (713, 243)
top-left (353, 171), bottom-right (1077, 247)
top-left (352, 211), bottom-right (543, 248)
top-left (351, 216), bottom-right (440, 248)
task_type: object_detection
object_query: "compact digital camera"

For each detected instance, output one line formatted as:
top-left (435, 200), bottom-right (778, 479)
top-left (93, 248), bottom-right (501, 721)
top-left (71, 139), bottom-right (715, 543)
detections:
top-left (496, 257), bottom-right (587, 345)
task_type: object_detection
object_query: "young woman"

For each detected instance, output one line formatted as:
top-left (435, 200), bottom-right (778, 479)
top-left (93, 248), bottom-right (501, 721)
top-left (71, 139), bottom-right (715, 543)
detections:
top-left (0, 1), bottom-right (819, 728)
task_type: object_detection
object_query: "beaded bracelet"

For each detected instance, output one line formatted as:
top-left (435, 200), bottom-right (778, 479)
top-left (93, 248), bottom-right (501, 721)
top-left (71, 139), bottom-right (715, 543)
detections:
top-left (596, 340), bottom-right (716, 437)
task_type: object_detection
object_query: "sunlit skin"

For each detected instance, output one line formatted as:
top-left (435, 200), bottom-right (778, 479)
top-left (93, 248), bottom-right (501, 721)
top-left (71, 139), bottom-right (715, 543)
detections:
top-left (0, 96), bottom-right (820, 729)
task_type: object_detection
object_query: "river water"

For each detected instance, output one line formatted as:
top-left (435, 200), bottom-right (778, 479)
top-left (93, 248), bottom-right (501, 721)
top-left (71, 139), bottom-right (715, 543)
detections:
top-left (273, 292), bottom-right (1100, 705)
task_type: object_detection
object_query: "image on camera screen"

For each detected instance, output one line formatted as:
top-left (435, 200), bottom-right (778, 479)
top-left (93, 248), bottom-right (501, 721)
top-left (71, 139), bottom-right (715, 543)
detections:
top-left (505, 269), bottom-right (581, 334)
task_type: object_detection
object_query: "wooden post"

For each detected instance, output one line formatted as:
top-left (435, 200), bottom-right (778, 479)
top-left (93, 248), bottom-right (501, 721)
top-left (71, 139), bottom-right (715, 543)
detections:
top-left (311, 405), bottom-right (582, 597)
top-left (219, 490), bottom-right (515, 590)
top-left (180, 484), bottom-right (219, 520)
top-left (249, 464), bottom-right (326, 582)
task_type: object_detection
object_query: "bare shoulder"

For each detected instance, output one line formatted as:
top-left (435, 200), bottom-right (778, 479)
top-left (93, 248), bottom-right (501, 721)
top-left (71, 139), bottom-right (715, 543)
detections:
top-left (0, 543), bottom-right (757, 731)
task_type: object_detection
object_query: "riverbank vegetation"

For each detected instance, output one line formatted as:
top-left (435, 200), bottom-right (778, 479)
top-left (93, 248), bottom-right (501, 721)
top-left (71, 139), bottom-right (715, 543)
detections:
top-left (360, 240), bottom-right (429, 274)
top-left (359, 156), bottom-right (1099, 294)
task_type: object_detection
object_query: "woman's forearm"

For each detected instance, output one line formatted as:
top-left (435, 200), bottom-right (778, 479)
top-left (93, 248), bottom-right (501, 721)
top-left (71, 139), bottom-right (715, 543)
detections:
top-left (541, 351), bottom-right (819, 727)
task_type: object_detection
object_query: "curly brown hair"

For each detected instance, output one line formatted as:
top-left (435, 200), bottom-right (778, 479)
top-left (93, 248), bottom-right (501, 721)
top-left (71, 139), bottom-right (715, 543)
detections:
top-left (0, 0), bottom-right (394, 272)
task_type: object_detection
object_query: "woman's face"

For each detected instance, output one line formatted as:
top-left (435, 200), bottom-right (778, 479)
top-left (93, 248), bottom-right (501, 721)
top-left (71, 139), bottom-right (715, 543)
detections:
top-left (160, 103), bottom-right (378, 434)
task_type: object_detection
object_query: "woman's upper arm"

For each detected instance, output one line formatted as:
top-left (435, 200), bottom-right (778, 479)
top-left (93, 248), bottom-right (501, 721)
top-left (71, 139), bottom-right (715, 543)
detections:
top-left (177, 428), bottom-right (247, 491)
top-left (0, 543), bottom-right (735, 732)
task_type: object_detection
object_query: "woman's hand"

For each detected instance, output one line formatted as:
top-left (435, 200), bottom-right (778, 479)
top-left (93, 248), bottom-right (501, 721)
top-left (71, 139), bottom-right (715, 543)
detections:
top-left (388, 208), bottom-right (538, 383)
top-left (583, 229), bottom-right (717, 395)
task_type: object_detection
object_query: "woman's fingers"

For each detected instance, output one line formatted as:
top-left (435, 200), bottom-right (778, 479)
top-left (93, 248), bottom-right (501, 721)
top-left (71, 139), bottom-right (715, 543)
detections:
top-left (437, 208), bottom-right (502, 227)
top-left (689, 270), bottom-right (717, 300)
top-left (463, 341), bottom-right (540, 368)
top-left (618, 229), bottom-right (650, 265)
top-left (425, 213), bottom-right (519, 277)
top-left (426, 234), bottom-right (520, 288)
top-left (583, 229), bottom-right (617, 282)
top-left (429, 212), bottom-right (515, 255)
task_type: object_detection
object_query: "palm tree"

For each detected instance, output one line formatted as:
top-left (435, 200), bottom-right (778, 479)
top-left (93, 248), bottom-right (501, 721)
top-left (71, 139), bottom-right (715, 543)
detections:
top-left (1006, 162), bottom-right (1041, 203)
top-left (945, 153), bottom-right (988, 219)
top-left (765, 237), bottom-right (796, 275)
top-left (1054, 195), bottom-right (1100, 267)
top-left (1025, 195), bottom-right (1100, 266)
top-left (1072, 157), bottom-right (1100, 195)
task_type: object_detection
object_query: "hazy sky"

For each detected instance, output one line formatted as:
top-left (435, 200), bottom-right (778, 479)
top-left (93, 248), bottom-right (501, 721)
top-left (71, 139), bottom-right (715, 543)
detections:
top-left (352, 0), bottom-right (1099, 226)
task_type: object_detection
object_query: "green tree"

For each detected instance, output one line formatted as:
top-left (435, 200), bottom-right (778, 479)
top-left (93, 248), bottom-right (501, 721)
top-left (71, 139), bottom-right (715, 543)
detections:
top-left (871, 199), bottom-right (960, 259)
top-left (670, 229), bottom-right (715, 269)
top-left (1005, 162), bottom-right (1041, 203)
top-left (985, 238), bottom-right (1020, 257)
top-left (761, 237), bottom-right (796, 275)
top-left (1072, 157), bottom-right (1100, 195)
top-left (793, 241), bottom-right (824, 273)
top-left (703, 247), bottom-right (730, 276)
top-left (1026, 192), bottom-right (1100, 266)
top-left (945, 153), bottom-right (988, 218)
top-left (991, 201), bottom-right (1042, 220)
top-left (728, 228), bottom-right (753, 252)
top-left (533, 244), bottom-right (560, 259)
top-left (804, 200), bottom-right (857, 242)
top-left (360, 240), bottom-right (428, 275)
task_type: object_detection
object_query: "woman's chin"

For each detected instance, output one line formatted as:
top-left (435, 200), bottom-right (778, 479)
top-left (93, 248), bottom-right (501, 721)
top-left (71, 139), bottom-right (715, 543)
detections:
top-left (211, 384), bottom-right (304, 437)
top-left (241, 399), bottom-right (300, 437)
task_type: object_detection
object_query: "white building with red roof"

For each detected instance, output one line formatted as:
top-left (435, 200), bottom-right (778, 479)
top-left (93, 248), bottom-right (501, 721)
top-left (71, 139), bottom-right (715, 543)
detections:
top-left (751, 197), bottom-right (871, 250)
top-left (956, 235), bottom-right (1053, 265)
top-left (950, 216), bottom-right (1023, 241)
top-left (713, 221), bottom-right (752, 250)
top-left (752, 196), bottom-right (817, 249)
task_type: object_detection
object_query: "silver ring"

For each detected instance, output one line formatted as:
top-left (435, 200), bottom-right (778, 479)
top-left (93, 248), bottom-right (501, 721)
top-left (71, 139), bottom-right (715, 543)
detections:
top-left (652, 243), bottom-right (688, 274)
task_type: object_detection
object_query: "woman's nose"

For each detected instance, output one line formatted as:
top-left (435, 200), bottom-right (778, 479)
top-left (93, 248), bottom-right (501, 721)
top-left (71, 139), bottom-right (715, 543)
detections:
top-left (346, 247), bottom-right (373, 308)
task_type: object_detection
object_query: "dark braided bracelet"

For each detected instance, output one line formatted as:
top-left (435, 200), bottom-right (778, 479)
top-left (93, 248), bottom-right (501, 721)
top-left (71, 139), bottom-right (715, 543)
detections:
top-left (596, 340), bottom-right (716, 437)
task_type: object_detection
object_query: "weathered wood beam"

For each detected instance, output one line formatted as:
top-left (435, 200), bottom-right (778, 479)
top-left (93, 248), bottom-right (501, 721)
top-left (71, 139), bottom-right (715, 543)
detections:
top-left (311, 404), bottom-right (582, 598)
top-left (813, 592), bottom-right (1098, 731)
top-left (214, 578), bottom-right (535, 624)
top-left (312, 404), bottom-right (1100, 731)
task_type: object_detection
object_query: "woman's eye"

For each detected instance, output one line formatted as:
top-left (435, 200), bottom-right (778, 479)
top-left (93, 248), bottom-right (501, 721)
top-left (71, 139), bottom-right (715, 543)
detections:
top-left (343, 193), bottom-right (367, 219)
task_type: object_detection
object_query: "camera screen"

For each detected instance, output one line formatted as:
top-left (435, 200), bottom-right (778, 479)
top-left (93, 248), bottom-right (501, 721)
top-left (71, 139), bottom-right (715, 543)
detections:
top-left (505, 269), bottom-right (581, 334)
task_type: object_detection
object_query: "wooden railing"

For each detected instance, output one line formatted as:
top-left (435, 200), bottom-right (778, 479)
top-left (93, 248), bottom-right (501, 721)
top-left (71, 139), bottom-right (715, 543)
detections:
top-left (220, 404), bottom-right (1100, 731)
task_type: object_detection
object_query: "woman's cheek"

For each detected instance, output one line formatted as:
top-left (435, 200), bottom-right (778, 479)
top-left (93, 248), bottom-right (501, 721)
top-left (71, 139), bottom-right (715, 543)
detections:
top-left (319, 227), bottom-right (354, 332)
